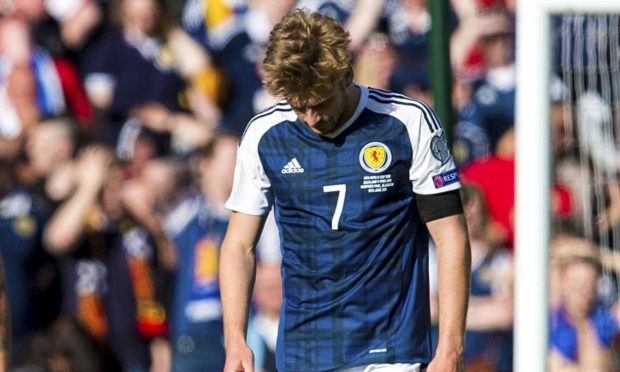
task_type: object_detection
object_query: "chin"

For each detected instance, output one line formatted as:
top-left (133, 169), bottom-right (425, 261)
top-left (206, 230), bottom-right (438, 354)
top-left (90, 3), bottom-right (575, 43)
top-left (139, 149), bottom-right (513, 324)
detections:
top-left (316, 124), bottom-right (336, 134)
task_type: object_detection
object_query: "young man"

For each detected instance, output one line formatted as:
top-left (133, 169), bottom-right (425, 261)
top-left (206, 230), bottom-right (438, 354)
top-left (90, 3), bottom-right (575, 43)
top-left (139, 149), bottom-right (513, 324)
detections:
top-left (220, 10), bottom-right (470, 372)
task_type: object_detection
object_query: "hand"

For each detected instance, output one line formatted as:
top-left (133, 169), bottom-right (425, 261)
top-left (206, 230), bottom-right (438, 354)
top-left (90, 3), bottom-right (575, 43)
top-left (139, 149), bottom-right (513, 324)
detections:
top-left (427, 350), bottom-right (464, 372)
top-left (120, 179), bottom-right (156, 219)
top-left (149, 337), bottom-right (172, 372)
top-left (131, 103), bottom-right (172, 132)
top-left (224, 343), bottom-right (254, 372)
top-left (45, 162), bottom-right (76, 201)
top-left (75, 145), bottom-right (113, 193)
top-left (186, 88), bottom-right (221, 126)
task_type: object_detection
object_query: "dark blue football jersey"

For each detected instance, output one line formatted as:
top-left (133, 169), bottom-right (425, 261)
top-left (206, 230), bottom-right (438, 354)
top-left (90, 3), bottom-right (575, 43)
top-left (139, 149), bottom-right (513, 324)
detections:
top-left (466, 67), bottom-right (516, 153)
top-left (0, 189), bottom-right (48, 342)
top-left (168, 195), bottom-right (226, 339)
top-left (226, 84), bottom-right (461, 371)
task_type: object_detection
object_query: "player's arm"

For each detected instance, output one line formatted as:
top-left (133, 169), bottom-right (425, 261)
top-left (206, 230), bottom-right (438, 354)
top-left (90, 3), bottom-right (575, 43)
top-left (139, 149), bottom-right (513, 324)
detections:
top-left (220, 211), bottom-right (268, 372)
top-left (418, 191), bottom-right (471, 372)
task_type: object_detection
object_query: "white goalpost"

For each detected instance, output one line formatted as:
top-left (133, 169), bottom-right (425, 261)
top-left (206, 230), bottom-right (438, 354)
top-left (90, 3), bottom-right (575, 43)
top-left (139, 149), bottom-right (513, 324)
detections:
top-left (515, 1), bottom-right (620, 372)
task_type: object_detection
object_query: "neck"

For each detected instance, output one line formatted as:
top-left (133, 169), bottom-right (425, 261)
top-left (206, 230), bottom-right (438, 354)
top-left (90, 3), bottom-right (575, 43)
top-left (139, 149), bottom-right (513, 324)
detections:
top-left (336, 84), bottom-right (361, 127)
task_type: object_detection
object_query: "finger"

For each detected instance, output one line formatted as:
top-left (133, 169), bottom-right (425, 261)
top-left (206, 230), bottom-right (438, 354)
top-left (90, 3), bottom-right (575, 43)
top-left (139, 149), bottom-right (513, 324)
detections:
top-left (243, 358), bottom-right (254, 372)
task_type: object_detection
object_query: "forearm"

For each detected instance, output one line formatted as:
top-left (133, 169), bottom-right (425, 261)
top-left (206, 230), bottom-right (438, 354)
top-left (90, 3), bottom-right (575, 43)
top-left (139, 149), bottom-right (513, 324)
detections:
top-left (429, 215), bottom-right (471, 354)
top-left (575, 321), bottom-right (612, 371)
top-left (436, 249), bottom-right (470, 352)
top-left (149, 337), bottom-right (172, 372)
top-left (219, 236), bottom-right (257, 347)
top-left (346, 0), bottom-right (385, 52)
top-left (466, 296), bottom-right (513, 331)
top-left (60, 1), bottom-right (102, 48)
top-left (44, 186), bottom-right (98, 254)
top-left (548, 350), bottom-right (581, 372)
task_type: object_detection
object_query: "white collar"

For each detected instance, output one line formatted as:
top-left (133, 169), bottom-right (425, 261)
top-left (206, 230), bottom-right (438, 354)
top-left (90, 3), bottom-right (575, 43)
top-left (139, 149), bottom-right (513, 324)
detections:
top-left (323, 83), bottom-right (368, 139)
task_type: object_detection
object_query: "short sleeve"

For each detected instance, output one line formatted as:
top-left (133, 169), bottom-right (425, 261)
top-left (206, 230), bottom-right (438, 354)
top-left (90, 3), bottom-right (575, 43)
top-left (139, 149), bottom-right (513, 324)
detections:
top-left (593, 304), bottom-right (620, 348)
top-left (550, 309), bottom-right (577, 361)
top-left (256, 210), bottom-right (281, 263)
top-left (225, 131), bottom-right (273, 215)
top-left (409, 112), bottom-right (461, 195)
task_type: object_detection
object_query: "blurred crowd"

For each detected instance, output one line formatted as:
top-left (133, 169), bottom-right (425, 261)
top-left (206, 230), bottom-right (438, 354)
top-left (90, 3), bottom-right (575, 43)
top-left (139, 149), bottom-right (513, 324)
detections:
top-left (0, 0), bottom-right (619, 371)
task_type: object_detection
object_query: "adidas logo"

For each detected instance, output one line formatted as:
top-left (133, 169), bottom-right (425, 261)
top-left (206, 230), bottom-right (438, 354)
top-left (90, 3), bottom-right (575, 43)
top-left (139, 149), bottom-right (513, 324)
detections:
top-left (281, 158), bottom-right (305, 174)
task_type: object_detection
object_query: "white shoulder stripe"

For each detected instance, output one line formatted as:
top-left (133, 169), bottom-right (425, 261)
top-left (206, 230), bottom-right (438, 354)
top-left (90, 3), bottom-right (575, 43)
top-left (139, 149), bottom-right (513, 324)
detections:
top-left (368, 89), bottom-right (441, 130)
top-left (240, 102), bottom-right (296, 148)
top-left (247, 101), bottom-right (290, 124)
top-left (368, 88), bottom-right (441, 128)
top-left (368, 90), bottom-right (440, 133)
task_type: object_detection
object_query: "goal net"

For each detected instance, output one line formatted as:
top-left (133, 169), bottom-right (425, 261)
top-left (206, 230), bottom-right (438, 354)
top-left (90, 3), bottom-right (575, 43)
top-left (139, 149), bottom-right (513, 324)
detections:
top-left (515, 2), bottom-right (620, 371)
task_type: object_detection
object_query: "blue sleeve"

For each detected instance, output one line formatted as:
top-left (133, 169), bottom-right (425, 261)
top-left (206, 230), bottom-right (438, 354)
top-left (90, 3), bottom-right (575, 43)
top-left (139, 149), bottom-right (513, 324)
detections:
top-left (593, 304), bottom-right (619, 348)
top-left (550, 310), bottom-right (578, 361)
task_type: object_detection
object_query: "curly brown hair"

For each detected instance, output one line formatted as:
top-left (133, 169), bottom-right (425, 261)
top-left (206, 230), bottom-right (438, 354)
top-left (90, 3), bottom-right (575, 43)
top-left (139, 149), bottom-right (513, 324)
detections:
top-left (262, 9), bottom-right (353, 106)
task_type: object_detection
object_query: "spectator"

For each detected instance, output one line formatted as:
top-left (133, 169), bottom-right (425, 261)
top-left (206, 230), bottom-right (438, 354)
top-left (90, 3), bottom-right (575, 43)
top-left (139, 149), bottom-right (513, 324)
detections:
top-left (206, 0), bottom-right (295, 135)
top-left (167, 133), bottom-right (237, 371)
top-left (24, 116), bottom-right (78, 205)
top-left (121, 155), bottom-right (186, 270)
top-left (0, 158), bottom-right (43, 365)
top-left (0, 63), bottom-right (39, 159)
top-left (4, 0), bottom-right (102, 56)
top-left (0, 16), bottom-right (93, 126)
top-left (116, 132), bottom-right (239, 371)
top-left (44, 146), bottom-right (170, 372)
top-left (461, 128), bottom-right (573, 249)
top-left (120, 133), bottom-right (238, 371)
top-left (43, 0), bottom-right (104, 52)
top-left (82, 0), bottom-right (187, 150)
top-left (0, 19), bottom-right (40, 157)
top-left (386, 0), bottom-right (435, 74)
top-left (181, 0), bottom-right (244, 47)
top-left (19, 117), bottom-right (82, 335)
top-left (461, 186), bottom-right (513, 371)
top-left (453, 10), bottom-right (515, 165)
top-left (549, 243), bottom-right (618, 372)
top-left (353, 33), bottom-right (397, 91)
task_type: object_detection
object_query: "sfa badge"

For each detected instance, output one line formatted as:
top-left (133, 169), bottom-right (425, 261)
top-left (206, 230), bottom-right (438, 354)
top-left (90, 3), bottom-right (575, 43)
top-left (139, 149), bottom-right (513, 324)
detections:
top-left (359, 142), bottom-right (392, 173)
top-left (432, 169), bottom-right (459, 189)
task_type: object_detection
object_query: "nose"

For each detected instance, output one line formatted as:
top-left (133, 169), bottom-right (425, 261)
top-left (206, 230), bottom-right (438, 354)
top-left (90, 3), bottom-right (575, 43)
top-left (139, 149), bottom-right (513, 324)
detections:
top-left (302, 108), bottom-right (321, 126)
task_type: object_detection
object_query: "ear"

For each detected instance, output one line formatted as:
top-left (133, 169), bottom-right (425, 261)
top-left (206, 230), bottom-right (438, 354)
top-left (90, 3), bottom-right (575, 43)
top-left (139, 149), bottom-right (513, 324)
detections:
top-left (343, 66), bottom-right (354, 87)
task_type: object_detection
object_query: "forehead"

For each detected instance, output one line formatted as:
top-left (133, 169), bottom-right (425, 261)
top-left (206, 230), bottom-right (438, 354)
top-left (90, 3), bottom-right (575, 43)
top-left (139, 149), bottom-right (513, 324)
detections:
top-left (288, 87), bottom-right (338, 109)
top-left (563, 259), bottom-right (599, 277)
